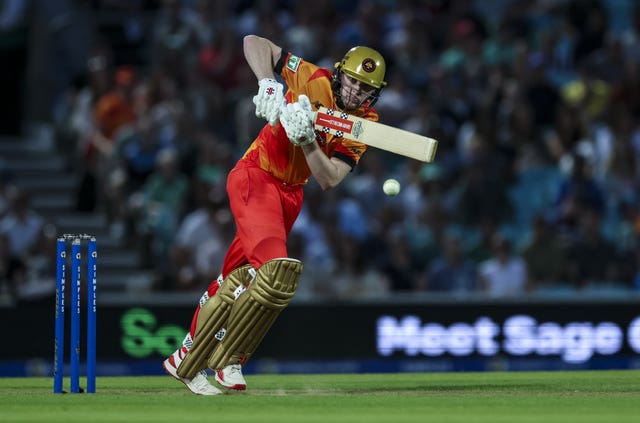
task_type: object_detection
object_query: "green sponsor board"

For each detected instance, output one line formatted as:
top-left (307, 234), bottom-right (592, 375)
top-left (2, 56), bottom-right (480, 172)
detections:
top-left (121, 308), bottom-right (187, 357)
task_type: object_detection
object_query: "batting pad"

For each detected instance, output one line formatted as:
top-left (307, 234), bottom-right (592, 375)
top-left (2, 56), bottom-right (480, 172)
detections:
top-left (177, 264), bottom-right (254, 379)
top-left (207, 258), bottom-right (302, 370)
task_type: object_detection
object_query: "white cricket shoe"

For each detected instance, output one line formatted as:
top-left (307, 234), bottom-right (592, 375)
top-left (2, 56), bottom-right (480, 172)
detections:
top-left (163, 347), bottom-right (222, 396)
top-left (215, 364), bottom-right (247, 391)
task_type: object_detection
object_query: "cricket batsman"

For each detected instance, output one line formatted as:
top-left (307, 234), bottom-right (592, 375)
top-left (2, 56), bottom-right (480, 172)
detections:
top-left (163, 34), bottom-right (387, 395)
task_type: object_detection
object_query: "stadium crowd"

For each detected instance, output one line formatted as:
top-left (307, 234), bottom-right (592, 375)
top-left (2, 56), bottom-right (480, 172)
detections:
top-left (2, 0), bottom-right (640, 301)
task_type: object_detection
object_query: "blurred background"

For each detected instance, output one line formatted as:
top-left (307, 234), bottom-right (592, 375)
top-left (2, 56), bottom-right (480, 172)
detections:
top-left (1, 0), bottom-right (640, 376)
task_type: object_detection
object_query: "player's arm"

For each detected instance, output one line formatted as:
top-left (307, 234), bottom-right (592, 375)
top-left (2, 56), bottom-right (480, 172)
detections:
top-left (300, 144), bottom-right (352, 190)
top-left (243, 35), bottom-right (284, 125)
top-left (243, 34), bottom-right (282, 80)
top-left (279, 95), bottom-right (353, 190)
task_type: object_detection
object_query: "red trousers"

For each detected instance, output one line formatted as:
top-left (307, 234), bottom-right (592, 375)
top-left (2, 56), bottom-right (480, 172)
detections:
top-left (220, 159), bottom-right (304, 275)
top-left (187, 160), bottom-right (303, 339)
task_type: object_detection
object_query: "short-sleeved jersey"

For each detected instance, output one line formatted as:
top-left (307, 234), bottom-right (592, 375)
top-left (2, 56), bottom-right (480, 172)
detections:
top-left (241, 52), bottom-right (379, 186)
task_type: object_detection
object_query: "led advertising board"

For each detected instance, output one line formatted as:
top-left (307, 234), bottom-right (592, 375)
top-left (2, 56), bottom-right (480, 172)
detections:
top-left (2, 300), bottom-right (639, 374)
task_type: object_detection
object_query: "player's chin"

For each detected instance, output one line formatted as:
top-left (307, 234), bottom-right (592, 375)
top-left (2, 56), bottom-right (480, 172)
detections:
top-left (342, 99), bottom-right (361, 111)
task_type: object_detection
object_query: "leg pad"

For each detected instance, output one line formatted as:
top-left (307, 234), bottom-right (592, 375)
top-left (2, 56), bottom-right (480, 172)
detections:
top-left (176, 264), bottom-right (254, 379)
top-left (207, 258), bottom-right (302, 370)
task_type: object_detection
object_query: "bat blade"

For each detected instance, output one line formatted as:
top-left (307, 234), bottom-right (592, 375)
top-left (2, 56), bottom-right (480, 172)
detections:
top-left (314, 107), bottom-right (438, 162)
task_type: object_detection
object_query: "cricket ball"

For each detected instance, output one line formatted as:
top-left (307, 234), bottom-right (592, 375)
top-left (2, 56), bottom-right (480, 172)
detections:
top-left (383, 178), bottom-right (401, 196)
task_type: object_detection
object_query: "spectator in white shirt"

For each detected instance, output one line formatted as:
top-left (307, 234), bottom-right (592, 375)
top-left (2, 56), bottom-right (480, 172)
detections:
top-left (479, 233), bottom-right (529, 298)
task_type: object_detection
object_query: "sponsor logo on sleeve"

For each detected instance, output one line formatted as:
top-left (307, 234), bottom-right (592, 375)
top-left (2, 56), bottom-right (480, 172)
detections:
top-left (286, 55), bottom-right (301, 72)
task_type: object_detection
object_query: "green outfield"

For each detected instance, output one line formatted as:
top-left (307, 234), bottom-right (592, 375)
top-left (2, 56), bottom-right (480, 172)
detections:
top-left (1, 371), bottom-right (639, 422)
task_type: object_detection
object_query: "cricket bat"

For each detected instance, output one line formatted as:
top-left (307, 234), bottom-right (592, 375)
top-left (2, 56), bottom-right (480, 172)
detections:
top-left (313, 107), bottom-right (438, 162)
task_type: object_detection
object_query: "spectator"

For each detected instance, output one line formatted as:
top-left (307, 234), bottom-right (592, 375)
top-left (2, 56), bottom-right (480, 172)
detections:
top-left (330, 236), bottom-right (389, 300)
top-left (75, 63), bottom-right (138, 228)
top-left (171, 182), bottom-right (231, 291)
top-left (478, 233), bottom-right (529, 297)
top-left (457, 154), bottom-right (513, 227)
top-left (426, 232), bottom-right (477, 293)
top-left (522, 214), bottom-right (568, 289)
top-left (151, 0), bottom-right (199, 81)
top-left (132, 148), bottom-right (189, 288)
top-left (565, 208), bottom-right (619, 289)
top-left (379, 228), bottom-right (422, 292)
top-left (0, 190), bottom-right (45, 300)
top-left (466, 217), bottom-right (499, 264)
top-left (550, 151), bottom-right (606, 235)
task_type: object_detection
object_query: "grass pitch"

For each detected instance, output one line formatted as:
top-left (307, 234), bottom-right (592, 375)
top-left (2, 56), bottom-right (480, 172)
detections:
top-left (1, 370), bottom-right (639, 422)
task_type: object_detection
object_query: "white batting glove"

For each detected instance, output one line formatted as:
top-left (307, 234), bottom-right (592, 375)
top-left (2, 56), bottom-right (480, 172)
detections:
top-left (280, 94), bottom-right (316, 146)
top-left (253, 78), bottom-right (284, 126)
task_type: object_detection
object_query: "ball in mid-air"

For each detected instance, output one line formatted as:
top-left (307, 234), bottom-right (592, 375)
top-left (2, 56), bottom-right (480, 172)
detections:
top-left (383, 178), bottom-right (401, 196)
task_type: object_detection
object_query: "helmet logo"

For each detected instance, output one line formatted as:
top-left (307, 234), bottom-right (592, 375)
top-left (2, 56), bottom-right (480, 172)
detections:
top-left (361, 58), bottom-right (376, 73)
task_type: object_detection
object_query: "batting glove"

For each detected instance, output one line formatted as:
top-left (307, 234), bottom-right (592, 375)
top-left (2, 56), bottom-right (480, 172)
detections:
top-left (253, 78), bottom-right (284, 126)
top-left (280, 95), bottom-right (316, 146)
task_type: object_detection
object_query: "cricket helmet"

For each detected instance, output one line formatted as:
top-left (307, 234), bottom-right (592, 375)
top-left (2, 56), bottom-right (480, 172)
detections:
top-left (332, 46), bottom-right (387, 108)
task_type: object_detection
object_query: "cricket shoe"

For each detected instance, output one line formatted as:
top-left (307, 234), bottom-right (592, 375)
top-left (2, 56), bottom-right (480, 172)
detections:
top-left (215, 364), bottom-right (247, 391)
top-left (163, 347), bottom-right (222, 396)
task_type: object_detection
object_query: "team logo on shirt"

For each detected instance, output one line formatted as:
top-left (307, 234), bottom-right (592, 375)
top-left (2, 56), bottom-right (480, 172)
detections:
top-left (287, 55), bottom-right (301, 72)
top-left (347, 145), bottom-right (361, 156)
top-left (362, 58), bottom-right (376, 73)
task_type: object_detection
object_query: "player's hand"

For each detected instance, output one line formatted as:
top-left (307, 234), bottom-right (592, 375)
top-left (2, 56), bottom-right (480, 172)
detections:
top-left (280, 94), bottom-right (316, 146)
top-left (253, 78), bottom-right (284, 126)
